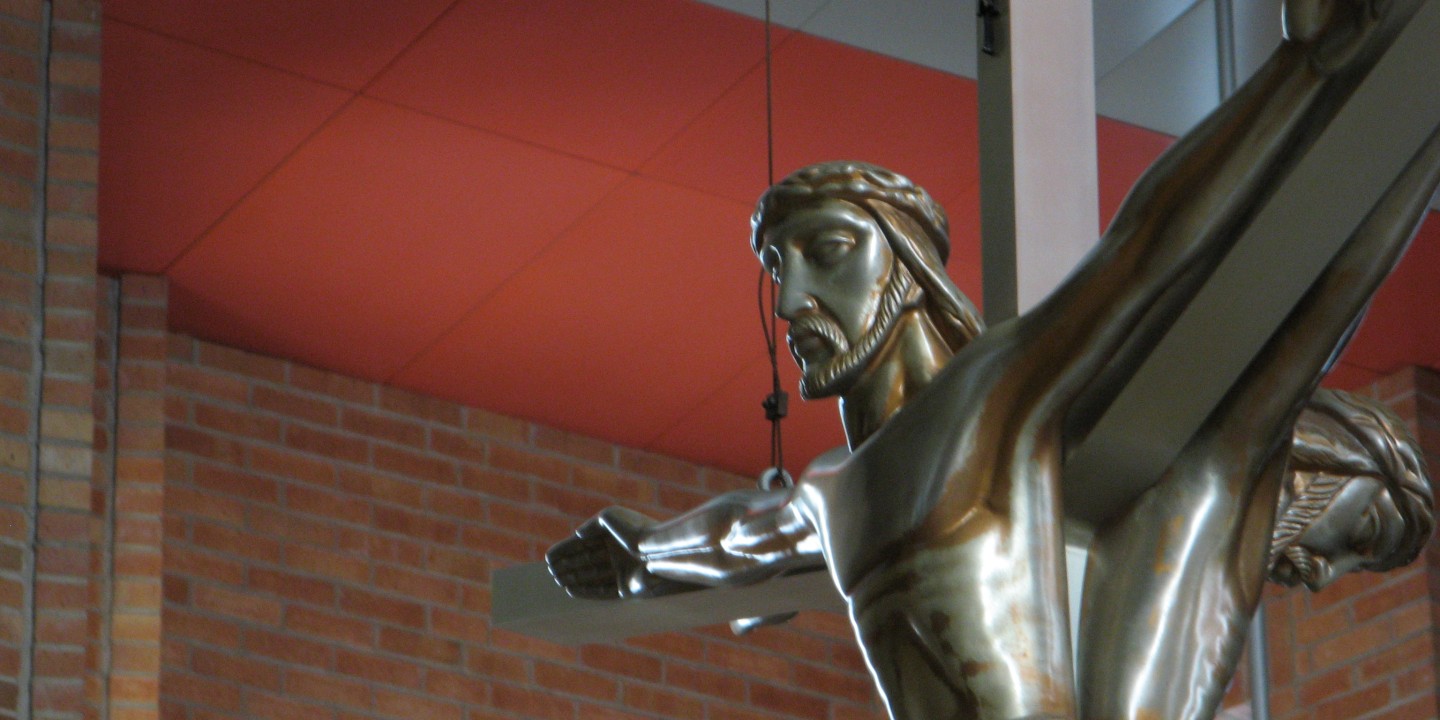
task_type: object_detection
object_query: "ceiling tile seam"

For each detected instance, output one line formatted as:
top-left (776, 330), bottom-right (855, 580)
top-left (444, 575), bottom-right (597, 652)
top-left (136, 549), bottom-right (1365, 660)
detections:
top-left (337, 12), bottom-right (969, 196)
top-left (101, 16), bottom-right (360, 94)
top-left (353, 93), bottom-right (636, 177)
top-left (789, 1), bottom-right (981, 81)
top-left (628, 0), bottom-right (834, 177)
top-left (693, 0), bottom-right (837, 32)
top-left (379, 173), bottom-right (637, 386)
top-left (1094, 0), bottom-right (1210, 85)
top-left (353, 0), bottom-right (466, 96)
top-left (159, 92), bottom-right (362, 275)
top-left (1098, 113), bottom-right (1178, 143)
top-left (624, 172), bottom-right (760, 217)
top-left (791, 0), bottom-right (839, 36)
top-left (638, 348), bottom-right (776, 451)
top-left (630, 27), bottom-right (804, 176)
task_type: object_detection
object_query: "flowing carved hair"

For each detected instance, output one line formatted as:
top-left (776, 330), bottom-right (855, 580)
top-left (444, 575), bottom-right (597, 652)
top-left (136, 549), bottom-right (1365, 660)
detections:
top-left (1270, 388), bottom-right (1434, 582)
top-left (751, 161), bottom-right (985, 354)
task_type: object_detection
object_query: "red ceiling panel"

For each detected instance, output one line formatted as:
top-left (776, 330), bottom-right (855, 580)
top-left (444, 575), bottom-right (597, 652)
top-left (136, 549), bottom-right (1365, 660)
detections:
top-left (99, 0), bottom-right (1440, 480)
top-left (391, 176), bottom-right (762, 449)
top-left (1096, 117), bottom-right (1175, 230)
top-left (1335, 267), bottom-right (1419, 377)
top-left (1333, 211), bottom-right (1440, 380)
top-left (99, 22), bottom-right (352, 272)
top-left (939, 192), bottom-right (985, 305)
top-left (646, 353), bottom-right (847, 478)
top-left (365, 0), bottom-right (783, 172)
top-left (1322, 361), bottom-right (1385, 389)
top-left (641, 32), bottom-right (981, 209)
top-left (1406, 215), bottom-right (1440, 372)
top-left (167, 97), bottom-right (627, 382)
top-left (103, 0), bottom-right (454, 90)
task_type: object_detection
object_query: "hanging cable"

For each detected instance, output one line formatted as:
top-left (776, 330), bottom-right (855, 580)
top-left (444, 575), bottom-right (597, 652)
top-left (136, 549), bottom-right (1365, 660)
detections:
top-left (758, 266), bottom-right (788, 488)
top-left (764, 0), bottom-right (775, 188)
top-left (758, 0), bottom-right (791, 491)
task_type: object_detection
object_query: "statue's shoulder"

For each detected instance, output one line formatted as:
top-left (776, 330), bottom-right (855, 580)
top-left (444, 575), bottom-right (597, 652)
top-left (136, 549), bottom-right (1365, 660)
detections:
top-left (789, 445), bottom-right (856, 524)
top-left (793, 446), bottom-right (850, 494)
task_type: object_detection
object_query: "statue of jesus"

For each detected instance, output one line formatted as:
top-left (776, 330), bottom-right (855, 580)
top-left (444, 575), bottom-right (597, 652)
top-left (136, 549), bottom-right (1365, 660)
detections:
top-left (547, 1), bottom-right (1440, 717)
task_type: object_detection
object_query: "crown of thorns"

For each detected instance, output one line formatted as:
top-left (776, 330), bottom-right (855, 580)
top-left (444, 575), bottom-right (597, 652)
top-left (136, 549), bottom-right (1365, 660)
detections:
top-left (751, 161), bottom-right (950, 263)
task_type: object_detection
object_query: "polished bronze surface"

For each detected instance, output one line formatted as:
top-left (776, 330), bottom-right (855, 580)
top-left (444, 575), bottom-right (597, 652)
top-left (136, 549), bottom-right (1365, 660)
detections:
top-left (546, 1), bottom-right (1440, 717)
top-left (1269, 389), bottom-right (1434, 590)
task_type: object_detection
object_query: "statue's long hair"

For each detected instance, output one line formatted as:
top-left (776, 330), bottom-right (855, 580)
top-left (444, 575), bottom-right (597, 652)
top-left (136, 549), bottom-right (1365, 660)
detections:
top-left (1271, 388), bottom-right (1434, 581)
top-left (751, 161), bottom-right (985, 355)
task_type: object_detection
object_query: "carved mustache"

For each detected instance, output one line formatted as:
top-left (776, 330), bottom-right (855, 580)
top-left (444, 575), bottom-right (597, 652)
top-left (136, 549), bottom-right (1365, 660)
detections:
top-left (786, 313), bottom-right (850, 358)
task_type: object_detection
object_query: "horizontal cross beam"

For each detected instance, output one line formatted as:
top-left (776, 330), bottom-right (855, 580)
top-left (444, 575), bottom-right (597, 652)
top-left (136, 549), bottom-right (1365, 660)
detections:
top-left (492, 564), bottom-right (842, 645)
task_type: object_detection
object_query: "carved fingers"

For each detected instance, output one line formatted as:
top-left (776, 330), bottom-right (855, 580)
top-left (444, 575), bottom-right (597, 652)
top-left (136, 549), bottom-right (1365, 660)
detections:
top-left (545, 507), bottom-right (657, 600)
top-left (546, 528), bottom-right (625, 599)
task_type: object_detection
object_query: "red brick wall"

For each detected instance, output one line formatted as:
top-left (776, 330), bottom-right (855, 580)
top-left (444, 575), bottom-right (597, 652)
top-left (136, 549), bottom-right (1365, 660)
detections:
top-left (159, 332), bottom-right (882, 720)
top-left (0, 1), bottom-right (101, 719)
top-left (103, 275), bottom-right (167, 720)
top-left (147, 300), bottom-right (1440, 720)
top-left (1252, 367), bottom-right (1440, 720)
top-left (0, 0), bottom-right (1426, 716)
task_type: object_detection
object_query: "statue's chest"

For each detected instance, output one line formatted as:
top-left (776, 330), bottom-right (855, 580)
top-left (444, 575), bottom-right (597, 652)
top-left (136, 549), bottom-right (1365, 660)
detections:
top-left (804, 468), bottom-right (956, 594)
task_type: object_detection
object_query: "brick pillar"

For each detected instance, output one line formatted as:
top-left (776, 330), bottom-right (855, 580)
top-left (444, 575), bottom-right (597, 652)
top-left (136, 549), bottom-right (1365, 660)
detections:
top-left (97, 276), bottom-right (165, 720)
top-left (0, 1), bottom-right (47, 715)
top-left (0, 0), bottom-right (101, 718)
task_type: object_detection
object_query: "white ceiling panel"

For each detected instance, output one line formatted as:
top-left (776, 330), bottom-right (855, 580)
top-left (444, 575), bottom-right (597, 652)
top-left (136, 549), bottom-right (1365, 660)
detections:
top-left (690, 0), bottom-right (1297, 141)
top-left (686, 0), bottom-right (833, 28)
top-left (1231, 0), bottom-right (1283, 79)
top-left (1093, 0), bottom-right (1207, 76)
top-left (1097, 0), bottom-right (1220, 137)
top-left (797, 0), bottom-right (976, 77)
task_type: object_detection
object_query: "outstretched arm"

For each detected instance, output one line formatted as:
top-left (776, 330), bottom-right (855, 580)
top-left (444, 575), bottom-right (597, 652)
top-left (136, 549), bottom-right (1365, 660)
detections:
top-left (1017, 0), bottom-right (1428, 409)
top-left (1078, 120), bottom-right (1440, 718)
top-left (546, 490), bottom-right (823, 600)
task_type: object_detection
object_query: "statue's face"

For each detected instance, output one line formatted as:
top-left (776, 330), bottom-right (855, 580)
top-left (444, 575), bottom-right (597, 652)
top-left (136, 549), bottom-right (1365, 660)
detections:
top-left (759, 198), bottom-right (896, 397)
top-left (1280, 476), bottom-right (1405, 590)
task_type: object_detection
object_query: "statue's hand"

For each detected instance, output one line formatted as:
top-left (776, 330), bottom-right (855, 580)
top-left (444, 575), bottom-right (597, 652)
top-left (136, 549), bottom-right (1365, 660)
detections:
top-left (546, 507), bottom-right (670, 600)
top-left (1282, 0), bottom-right (1412, 73)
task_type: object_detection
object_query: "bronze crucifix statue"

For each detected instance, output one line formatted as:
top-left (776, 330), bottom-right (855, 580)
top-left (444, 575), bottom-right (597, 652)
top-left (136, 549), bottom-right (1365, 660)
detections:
top-left (546, 1), bottom-right (1439, 717)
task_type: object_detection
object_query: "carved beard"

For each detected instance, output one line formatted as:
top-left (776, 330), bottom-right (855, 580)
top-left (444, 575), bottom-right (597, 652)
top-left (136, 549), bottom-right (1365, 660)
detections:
top-left (1272, 544), bottom-right (1326, 589)
top-left (787, 262), bottom-right (916, 400)
top-left (1268, 471), bottom-right (1348, 587)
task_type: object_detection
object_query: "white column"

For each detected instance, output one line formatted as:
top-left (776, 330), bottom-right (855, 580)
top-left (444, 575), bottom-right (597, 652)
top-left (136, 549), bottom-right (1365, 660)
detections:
top-left (976, 0), bottom-right (1098, 659)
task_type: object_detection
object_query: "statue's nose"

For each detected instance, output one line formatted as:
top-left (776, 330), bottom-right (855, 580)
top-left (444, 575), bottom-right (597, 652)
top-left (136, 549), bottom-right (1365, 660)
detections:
top-left (777, 282), bottom-right (818, 321)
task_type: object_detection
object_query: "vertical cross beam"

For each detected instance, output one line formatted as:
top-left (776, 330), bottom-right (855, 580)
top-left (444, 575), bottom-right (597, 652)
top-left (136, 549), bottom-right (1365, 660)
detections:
top-left (978, 0), bottom-right (1099, 321)
top-left (975, 0), bottom-right (1099, 654)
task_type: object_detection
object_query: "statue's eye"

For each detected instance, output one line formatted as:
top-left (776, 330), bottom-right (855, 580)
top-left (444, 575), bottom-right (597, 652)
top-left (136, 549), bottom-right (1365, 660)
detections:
top-left (1351, 506), bottom-right (1380, 550)
top-left (760, 246), bottom-right (782, 280)
top-left (809, 231), bottom-right (855, 265)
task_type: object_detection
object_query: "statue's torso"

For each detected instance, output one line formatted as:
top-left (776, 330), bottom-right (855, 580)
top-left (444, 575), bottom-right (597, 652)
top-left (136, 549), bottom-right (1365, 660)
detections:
top-left (793, 318), bottom-right (1043, 594)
